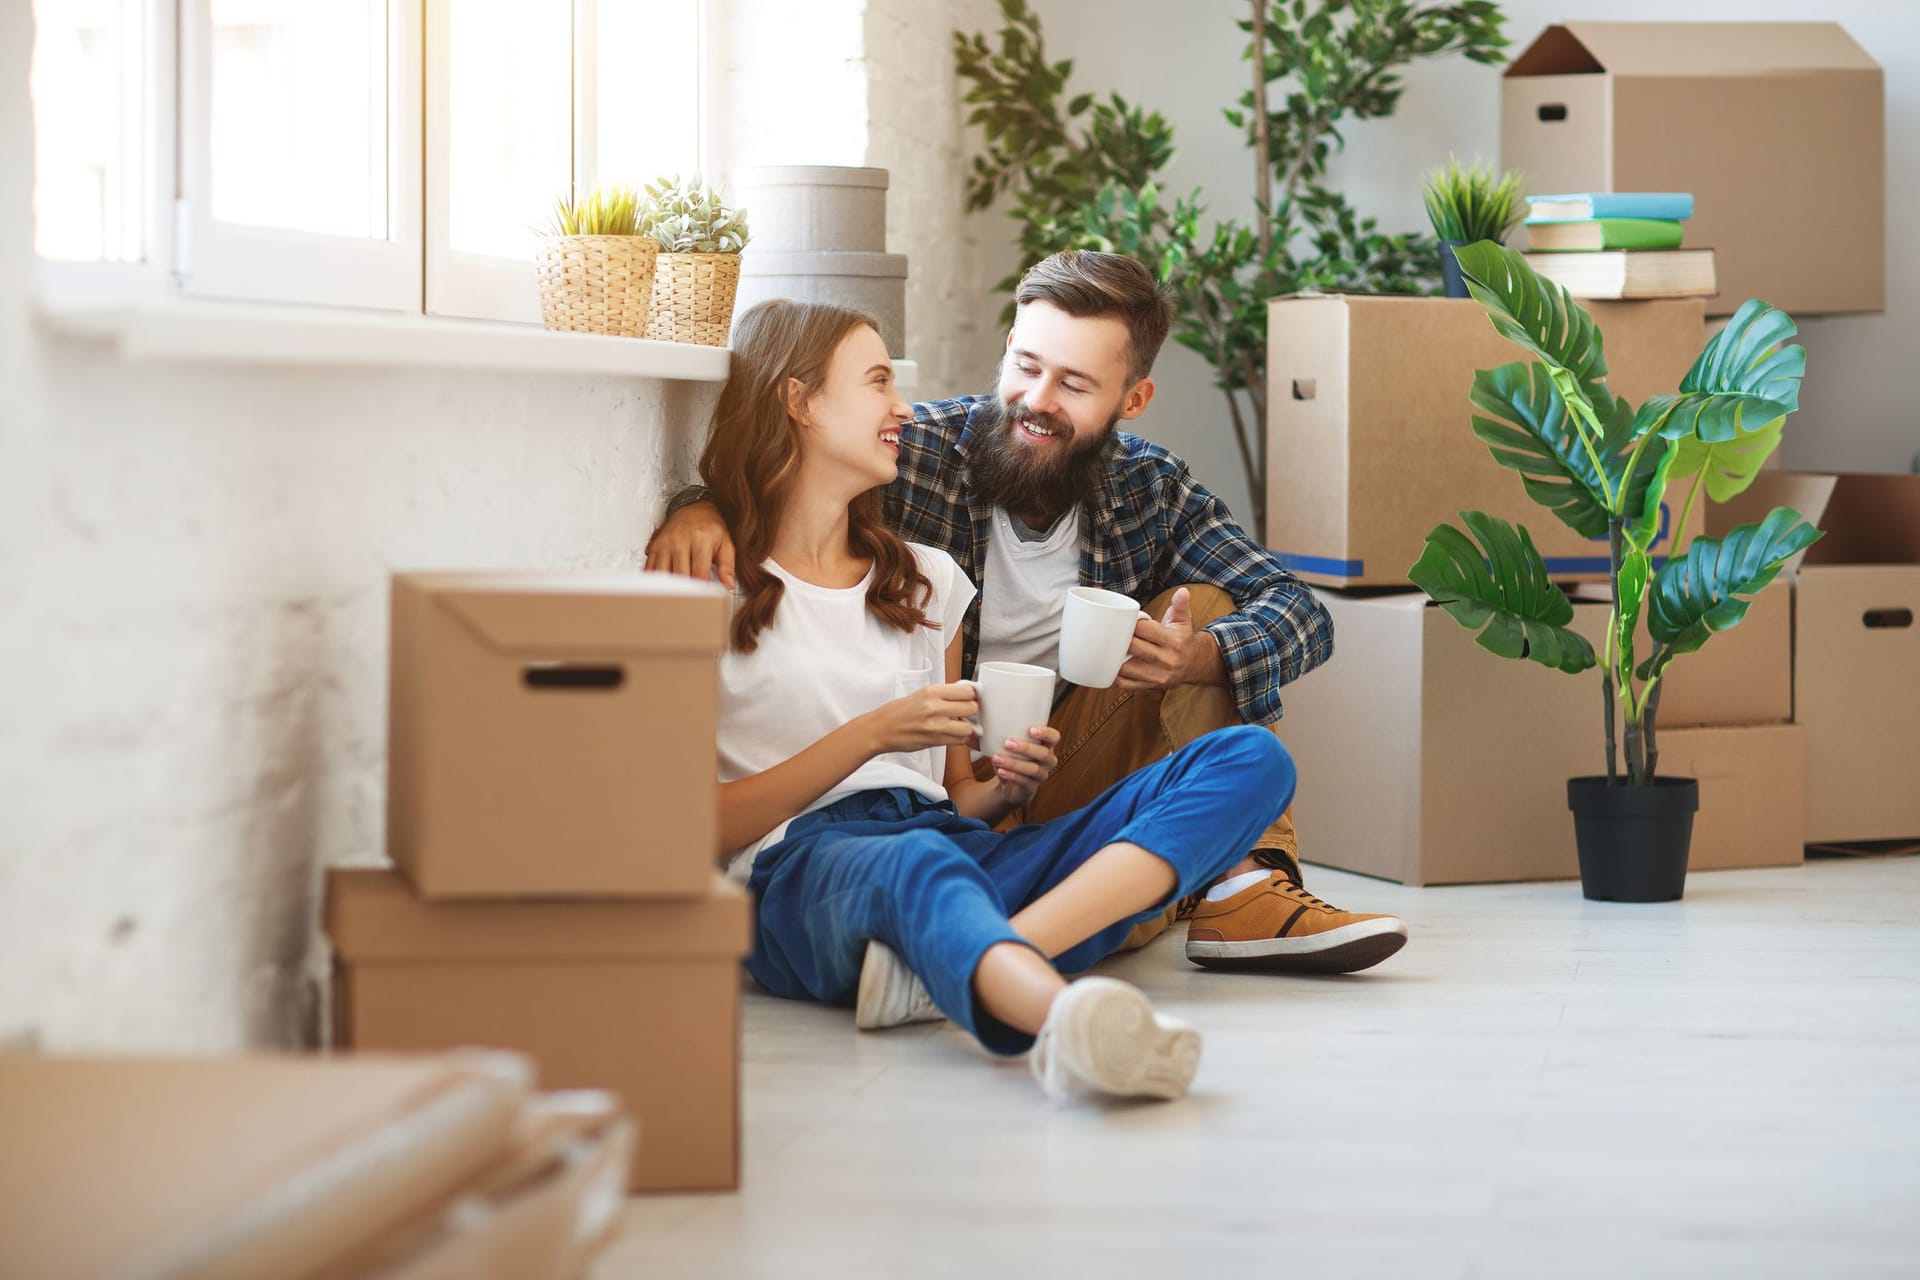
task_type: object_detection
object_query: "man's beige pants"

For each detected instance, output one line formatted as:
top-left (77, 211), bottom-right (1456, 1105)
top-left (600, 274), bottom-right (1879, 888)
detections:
top-left (981, 584), bottom-right (1301, 950)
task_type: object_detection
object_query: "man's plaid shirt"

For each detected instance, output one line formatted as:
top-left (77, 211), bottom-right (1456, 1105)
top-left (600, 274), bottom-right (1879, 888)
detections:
top-left (887, 396), bottom-right (1333, 725)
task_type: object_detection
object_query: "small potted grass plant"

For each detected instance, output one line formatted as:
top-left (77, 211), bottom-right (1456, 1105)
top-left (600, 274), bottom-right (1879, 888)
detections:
top-left (1422, 157), bottom-right (1526, 298)
top-left (534, 184), bottom-right (657, 337)
top-left (640, 176), bottom-right (751, 346)
top-left (1409, 242), bottom-right (1821, 902)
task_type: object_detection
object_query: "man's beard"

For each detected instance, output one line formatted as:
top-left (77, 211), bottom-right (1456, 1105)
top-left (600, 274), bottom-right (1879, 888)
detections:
top-left (967, 397), bottom-right (1114, 525)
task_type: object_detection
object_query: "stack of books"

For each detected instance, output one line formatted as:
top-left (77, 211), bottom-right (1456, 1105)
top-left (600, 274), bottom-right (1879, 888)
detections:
top-left (1522, 192), bottom-right (1717, 300)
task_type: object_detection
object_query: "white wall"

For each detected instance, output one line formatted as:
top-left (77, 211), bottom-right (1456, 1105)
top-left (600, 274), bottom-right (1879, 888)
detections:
top-left (998, 0), bottom-right (1920, 523)
top-left (0, 3), bottom-right (712, 1051)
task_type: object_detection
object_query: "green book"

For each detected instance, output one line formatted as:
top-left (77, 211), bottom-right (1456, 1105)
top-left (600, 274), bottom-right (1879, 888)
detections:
top-left (1525, 218), bottom-right (1685, 252)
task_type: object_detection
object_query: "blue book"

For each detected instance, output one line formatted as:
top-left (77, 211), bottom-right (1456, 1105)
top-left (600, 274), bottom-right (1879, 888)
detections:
top-left (1526, 192), bottom-right (1694, 223)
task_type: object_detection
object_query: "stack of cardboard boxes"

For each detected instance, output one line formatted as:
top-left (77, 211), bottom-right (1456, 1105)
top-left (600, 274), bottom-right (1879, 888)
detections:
top-left (327, 571), bottom-right (748, 1192)
top-left (1261, 21), bottom-right (1904, 885)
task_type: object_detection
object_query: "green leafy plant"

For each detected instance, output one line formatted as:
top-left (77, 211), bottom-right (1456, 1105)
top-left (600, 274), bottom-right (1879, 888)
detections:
top-left (1422, 156), bottom-right (1525, 243)
top-left (955, 0), bottom-right (1509, 534)
top-left (640, 176), bottom-right (750, 254)
top-left (540, 184), bottom-right (645, 237)
top-left (1408, 242), bottom-right (1822, 786)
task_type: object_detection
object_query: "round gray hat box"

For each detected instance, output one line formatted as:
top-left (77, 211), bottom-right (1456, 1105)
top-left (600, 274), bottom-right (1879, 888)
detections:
top-left (734, 251), bottom-right (909, 358)
top-left (731, 166), bottom-right (888, 253)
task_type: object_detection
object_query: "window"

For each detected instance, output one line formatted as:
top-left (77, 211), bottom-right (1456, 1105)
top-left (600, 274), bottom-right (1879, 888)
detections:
top-left (178, 0), bottom-right (422, 309)
top-left (427, 0), bottom-right (711, 322)
top-left (30, 0), bottom-right (712, 324)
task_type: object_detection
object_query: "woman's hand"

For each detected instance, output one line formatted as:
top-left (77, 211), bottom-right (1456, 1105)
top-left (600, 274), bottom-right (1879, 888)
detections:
top-left (864, 682), bottom-right (980, 754)
top-left (986, 725), bottom-right (1062, 810)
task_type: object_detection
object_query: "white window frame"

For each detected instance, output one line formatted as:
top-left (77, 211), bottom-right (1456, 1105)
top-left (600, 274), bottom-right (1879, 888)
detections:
top-left (426, 0), bottom-right (718, 324)
top-left (33, 0), bottom-right (178, 306)
top-left (175, 0), bottom-right (424, 311)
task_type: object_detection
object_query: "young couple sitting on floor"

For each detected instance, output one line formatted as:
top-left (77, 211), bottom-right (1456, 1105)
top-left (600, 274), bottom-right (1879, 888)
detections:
top-left (646, 252), bottom-right (1407, 1103)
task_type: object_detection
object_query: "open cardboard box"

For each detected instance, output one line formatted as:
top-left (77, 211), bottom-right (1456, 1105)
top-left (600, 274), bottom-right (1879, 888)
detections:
top-left (1502, 22), bottom-right (1884, 316)
top-left (328, 868), bottom-right (750, 1192)
top-left (1718, 473), bottom-right (1920, 845)
top-left (0, 1051), bottom-right (530, 1280)
top-left (1265, 294), bottom-right (1703, 588)
top-left (1278, 590), bottom-right (1806, 885)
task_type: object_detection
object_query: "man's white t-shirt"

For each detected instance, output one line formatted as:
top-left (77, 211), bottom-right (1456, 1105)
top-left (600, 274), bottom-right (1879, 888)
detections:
top-left (717, 543), bottom-right (977, 880)
top-left (977, 505), bottom-right (1083, 685)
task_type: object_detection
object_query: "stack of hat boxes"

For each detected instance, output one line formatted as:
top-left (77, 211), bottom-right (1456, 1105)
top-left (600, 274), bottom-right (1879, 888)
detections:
top-left (1260, 21), bottom-right (1909, 884)
top-left (327, 571), bottom-right (747, 1191)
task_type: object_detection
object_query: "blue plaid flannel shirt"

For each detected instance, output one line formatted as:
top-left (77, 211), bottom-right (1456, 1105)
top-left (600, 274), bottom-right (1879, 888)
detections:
top-left (887, 396), bottom-right (1333, 725)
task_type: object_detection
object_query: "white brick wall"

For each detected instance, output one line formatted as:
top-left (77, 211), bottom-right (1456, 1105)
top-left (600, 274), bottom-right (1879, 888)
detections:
top-left (0, 1), bottom-right (716, 1050)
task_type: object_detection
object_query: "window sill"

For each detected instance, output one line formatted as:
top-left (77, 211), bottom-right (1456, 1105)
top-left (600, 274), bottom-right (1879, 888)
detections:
top-left (34, 293), bottom-right (734, 382)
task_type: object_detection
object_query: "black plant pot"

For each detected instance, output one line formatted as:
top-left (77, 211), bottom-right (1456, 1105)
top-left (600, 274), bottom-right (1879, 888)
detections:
top-left (1440, 240), bottom-right (1470, 298)
top-left (1566, 776), bottom-right (1699, 903)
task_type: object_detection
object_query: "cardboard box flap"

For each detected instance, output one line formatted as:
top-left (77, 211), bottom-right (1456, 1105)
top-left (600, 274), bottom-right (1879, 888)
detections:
top-left (0, 1052), bottom-right (527, 1280)
top-left (403, 572), bottom-right (729, 657)
top-left (1506, 22), bottom-right (1879, 79)
top-left (1714, 473), bottom-right (1920, 569)
top-left (326, 868), bottom-right (752, 962)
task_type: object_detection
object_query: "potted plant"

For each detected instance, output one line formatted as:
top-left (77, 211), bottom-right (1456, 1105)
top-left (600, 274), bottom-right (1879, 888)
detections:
top-left (640, 175), bottom-right (751, 346)
top-left (1422, 157), bottom-right (1525, 299)
top-left (1407, 242), bottom-right (1822, 902)
top-left (533, 184), bottom-right (657, 338)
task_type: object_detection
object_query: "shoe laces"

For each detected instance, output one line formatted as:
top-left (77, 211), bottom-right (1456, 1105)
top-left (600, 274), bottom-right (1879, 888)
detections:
top-left (1277, 880), bottom-right (1336, 912)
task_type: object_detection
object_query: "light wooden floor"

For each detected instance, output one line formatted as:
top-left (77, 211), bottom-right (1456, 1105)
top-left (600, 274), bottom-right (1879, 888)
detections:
top-left (599, 856), bottom-right (1920, 1279)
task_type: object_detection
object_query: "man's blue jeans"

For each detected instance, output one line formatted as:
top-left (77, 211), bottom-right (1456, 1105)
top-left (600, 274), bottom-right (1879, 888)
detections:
top-left (745, 726), bottom-right (1296, 1054)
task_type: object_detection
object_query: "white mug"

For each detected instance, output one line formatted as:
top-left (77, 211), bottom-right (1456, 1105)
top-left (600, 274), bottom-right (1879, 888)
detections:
top-left (967, 661), bottom-right (1055, 756)
top-left (1058, 586), bottom-right (1150, 688)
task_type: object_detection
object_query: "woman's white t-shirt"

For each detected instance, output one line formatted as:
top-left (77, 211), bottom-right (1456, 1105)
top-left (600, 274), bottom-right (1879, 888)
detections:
top-left (717, 543), bottom-right (978, 880)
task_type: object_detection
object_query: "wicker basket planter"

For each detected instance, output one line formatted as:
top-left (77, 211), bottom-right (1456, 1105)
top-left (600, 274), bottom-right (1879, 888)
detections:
top-left (646, 252), bottom-right (743, 346)
top-left (533, 235), bottom-right (659, 337)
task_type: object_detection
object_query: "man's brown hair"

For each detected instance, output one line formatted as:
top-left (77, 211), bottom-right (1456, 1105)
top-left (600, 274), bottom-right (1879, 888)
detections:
top-left (1013, 250), bottom-right (1174, 383)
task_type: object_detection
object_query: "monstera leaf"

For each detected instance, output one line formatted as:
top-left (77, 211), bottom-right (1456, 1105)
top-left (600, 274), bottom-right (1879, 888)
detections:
top-left (1468, 361), bottom-right (1613, 538)
top-left (1409, 511), bottom-right (1597, 674)
top-left (1639, 507), bottom-right (1824, 682)
top-left (1452, 240), bottom-right (1615, 429)
top-left (1667, 417), bottom-right (1786, 504)
top-left (1642, 298), bottom-right (1804, 445)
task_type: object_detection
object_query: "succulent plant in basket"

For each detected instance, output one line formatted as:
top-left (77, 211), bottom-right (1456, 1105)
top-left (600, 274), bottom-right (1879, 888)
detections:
top-left (1407, 241), bottom-right (1822, 903)
top-left (639, 176), bottom-right (750, 346)
top-left (533, 184), bottom-right (659, 338)
top-left (1422, 158), bottom-right (1526, 298)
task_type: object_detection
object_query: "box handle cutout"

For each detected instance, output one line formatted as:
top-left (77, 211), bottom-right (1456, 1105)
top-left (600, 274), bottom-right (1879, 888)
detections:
top-left (1291, 378), bottom-right (1316, 401)
top-left (1537, 103), bottom-right (1568, 122)
top-left (523, 663), bottom-right (626, 690)
top-left (1863, 608), bottom-right (1913, 630)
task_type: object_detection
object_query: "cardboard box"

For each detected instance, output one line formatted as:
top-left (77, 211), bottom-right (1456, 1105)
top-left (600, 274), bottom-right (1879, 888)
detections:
top-left (1570, 580), bottom-right (1792, 728)
top-left (1721, 474), bottom-right (1920, 843)
top-left (328, 867), bottom-right (750, 1192)
top-left (387, 571), bottom-right (729, 899)
top-left (0, 1051), bottom-right (528, 1280)
top-left (1265, 294), bottom-right (1704, 588)
top-left (1502, 22), bottom-right (1884, 316)
top-left (319, 1092), bottom-right (633, 1280)
top-left (1277, 590), bottom-right (1608, 884)
top-left (1653, 724), bottom-right (1805, 871)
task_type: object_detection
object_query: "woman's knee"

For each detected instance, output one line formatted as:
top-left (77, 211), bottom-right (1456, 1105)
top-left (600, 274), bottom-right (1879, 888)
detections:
top-left (1211, 724), bottom-right (1296, 793)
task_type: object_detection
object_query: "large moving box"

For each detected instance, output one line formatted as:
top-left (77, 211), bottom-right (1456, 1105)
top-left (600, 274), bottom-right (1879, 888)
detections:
top-left (386, 571), bottom-right (728, 899)
top-left (1502, 22), bottom-right (1884, 316)
top-left (1265, 294), bottom-right (1703, 588)
top-left (1280, 591), bottom-right (1808, 884)
top-left (0, 1052), bottom-right (529, 1280)
top-left (328, 868), bottom-right (750, 1192)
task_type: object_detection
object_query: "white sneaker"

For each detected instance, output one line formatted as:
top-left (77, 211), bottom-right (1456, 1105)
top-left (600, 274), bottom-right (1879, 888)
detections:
top-left (854, 940), bottom-right (944, 1030)
top-left (1028, 977), bottom-right (1201, 1101)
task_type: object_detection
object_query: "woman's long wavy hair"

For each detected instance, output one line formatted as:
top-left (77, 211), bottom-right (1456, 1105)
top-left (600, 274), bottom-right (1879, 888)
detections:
top-left (701, 299), bottom-right (933, 654)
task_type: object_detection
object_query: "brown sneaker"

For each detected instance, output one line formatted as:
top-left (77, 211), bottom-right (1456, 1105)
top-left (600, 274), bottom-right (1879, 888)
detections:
top-left (1185, 873), bottom-right (1407, 973)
